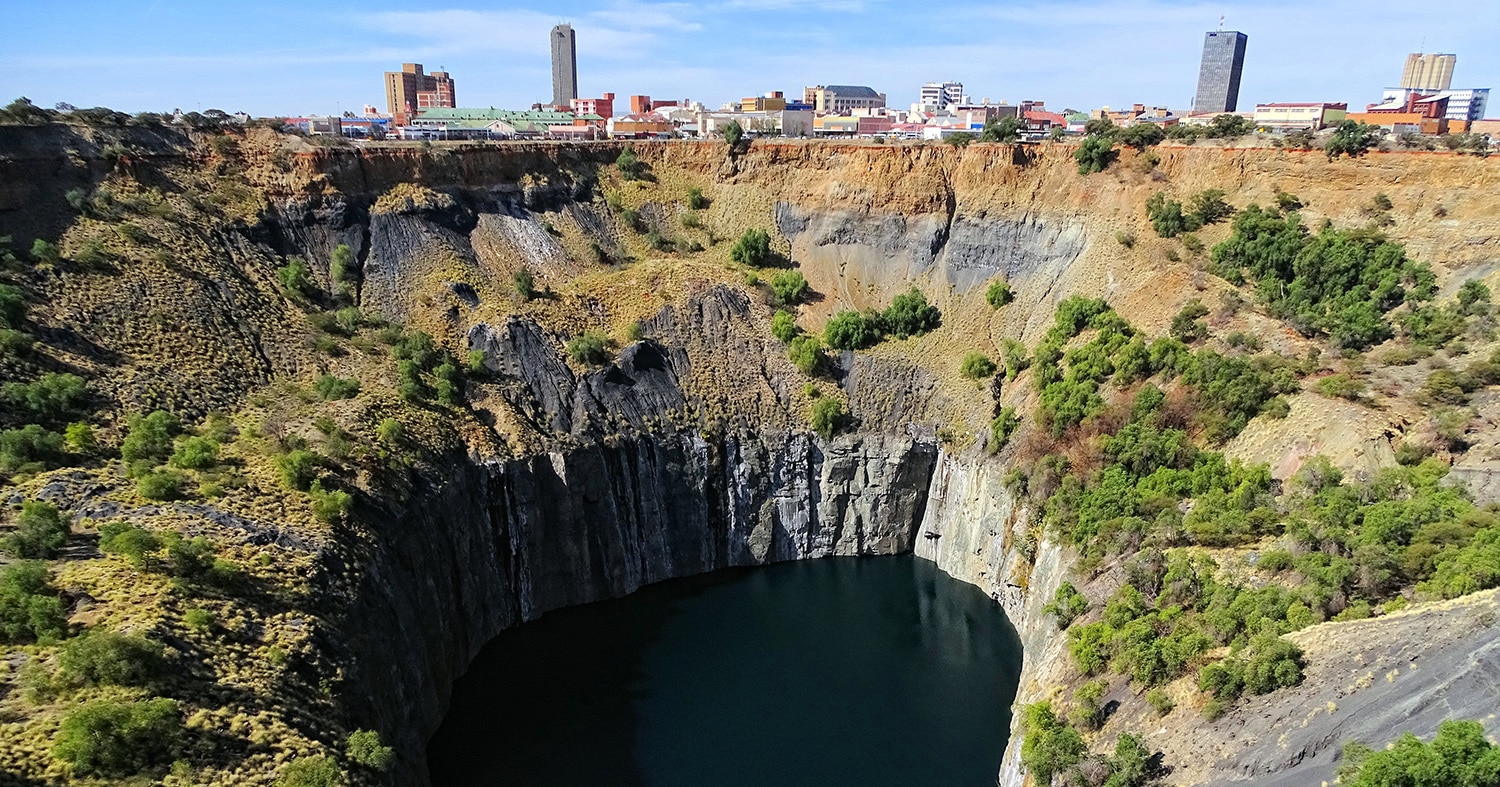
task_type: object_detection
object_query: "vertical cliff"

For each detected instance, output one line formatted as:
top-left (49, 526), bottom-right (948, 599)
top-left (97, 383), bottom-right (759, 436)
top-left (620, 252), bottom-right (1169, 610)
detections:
top-left (343, 429), bottom-right (938, 785)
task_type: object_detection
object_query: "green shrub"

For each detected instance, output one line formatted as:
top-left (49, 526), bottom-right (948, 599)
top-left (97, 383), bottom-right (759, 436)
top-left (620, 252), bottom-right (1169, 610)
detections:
top-left (63, 422), bottom-right (96, 455)
top-left (3, 500), bottom-right (69, 559)
top-left (788, 335), bottom-right (825, 376)
top-left (276, 450), bottom-right (322, 492)
top-left (376, 418), bottom-right (403, 446)
top-left (169, 436), bottom-right (219, 470)
top-left (1002, 339), bottom-right (1030, 381)
top-left (771, 310), bottom-right (799, 343)
top-left (687, 187), bottom-right (709, 210)
top-left (1043, 582), bottom-right (1089, 628)
top-left (881, 288), bottom-right (941, 339)
top-left (433, 361), bottom-right (463, 405)
top-left (276, 755), bottom-right (342, 787)
top-left (1211, 205), bottom-right (1432, 350)
top-left (99, 522), bottom-right (161, 569)
top-left (330, 244), bottom-right (357, 295)
top-left (1075, 134), bottom-right (1118, 175)
top-left (52, 698), bottom-right (182, 778)
top-left (0, 562), bottom-right (66, 643)
top-left (58, 630), bottom-right (164, 688)
top-left (347, 729), bottom-right (395, 771)
top-left (333, 307), bottom-right (362, 334)
top-left (308, 481), bottom-right (352, 524)
top-left (467, 349), bottom-right (488, 373)
top-left (566, 332), bottom-right (611, 365)
top-left (1315, 373), bottom-right (1365, 401)
top-left (986, 280), bottom-right (1014, 308)
top-left (615, 147), bottom-right (644, 180)
top-left (1198, 634), bottom-right (1304, 703)
top-left (29, 239), bottom-right (61, 266)
top-left (396, 359), bottom-right (426, 403)
top-left (392, 331), bottom-right (435, 366)
top-left (730, 229), bottom-right (773, 266)
top-left (1, 372), bottom-right (88, 422)
top-left (810, 399), bottom-right (845, 439)
top-left (960, 352), bottom-right (997, 379)
top-left (1019, 702), bottom-right (1086, 784)
top-left (277, 257), bottom-right (314, 299)
top-left (1324, 120), bottom-right (1381, 160)
top-left (1072, 679), bottom-right (1107, 730)
top-left (1145, 688), bottom-right (1174, 716)
top-left (824, 310), bottom-right (881, 350)
top-left (0, 283), bottom-right (25, 328)
top-left (121, 411), bottom-right (181, 465)
top-left (0, 327), bottom-right (34, 358)
top-left (989, 408), bottom-right (1020, 452)
top-left (770, 270), bottom-right (809, 305)
top-left (1339, 719), bottom-right (1500, 787)
top-left (136, 471), bottom-right (184, 501)
top-left (1169, 299), bottom-right (1210, 343)
top-left (183, 608), bottom-right (215, 631)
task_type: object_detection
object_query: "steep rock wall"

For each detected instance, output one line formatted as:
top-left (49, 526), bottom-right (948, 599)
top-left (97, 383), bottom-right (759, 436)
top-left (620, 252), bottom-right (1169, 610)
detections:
top-left (347, 429), bottom-right (938, 785)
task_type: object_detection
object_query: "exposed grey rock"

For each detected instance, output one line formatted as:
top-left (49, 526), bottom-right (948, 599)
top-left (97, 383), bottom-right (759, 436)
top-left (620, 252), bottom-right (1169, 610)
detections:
top-left (776, 203), bottom-right (1086, 295)
top-left (345, 429), bottom-right (939, 786)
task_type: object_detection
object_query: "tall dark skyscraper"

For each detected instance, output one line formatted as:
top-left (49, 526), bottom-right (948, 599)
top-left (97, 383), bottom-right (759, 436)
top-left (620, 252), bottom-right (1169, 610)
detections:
top-left (1194, 30), bottom-right (1248, 113)
top-left (551, 24), bottom-right (578, 109)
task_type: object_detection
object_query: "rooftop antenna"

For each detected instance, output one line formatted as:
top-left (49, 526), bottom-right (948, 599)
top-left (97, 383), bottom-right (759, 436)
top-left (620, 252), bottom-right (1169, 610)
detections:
top-left (1218, 15), bottom-right (1224, 31)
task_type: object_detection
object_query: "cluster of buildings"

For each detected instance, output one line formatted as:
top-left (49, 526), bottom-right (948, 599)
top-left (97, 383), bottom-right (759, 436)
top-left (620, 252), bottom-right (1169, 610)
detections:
top-left (281, 23), bottom-right (1493, 147)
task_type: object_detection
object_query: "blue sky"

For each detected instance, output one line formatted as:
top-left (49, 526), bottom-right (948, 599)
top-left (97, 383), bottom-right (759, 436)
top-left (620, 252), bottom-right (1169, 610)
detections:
top-left (2, 0), bottom-right (1497, 117)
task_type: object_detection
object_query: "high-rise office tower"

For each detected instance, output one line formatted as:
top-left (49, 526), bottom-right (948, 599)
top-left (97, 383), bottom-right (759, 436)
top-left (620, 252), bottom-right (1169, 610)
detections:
top-left (1194, 30), bottom-right (1248, 113)
top-left (551, 24), bottom-right (578, 109)
top-left (1401, 53), bottom-right (1456, 92)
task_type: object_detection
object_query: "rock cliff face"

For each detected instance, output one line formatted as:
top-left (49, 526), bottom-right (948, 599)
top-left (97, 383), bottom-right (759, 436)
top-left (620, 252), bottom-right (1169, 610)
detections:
top-left (345, 429), bottom-right (939, 784)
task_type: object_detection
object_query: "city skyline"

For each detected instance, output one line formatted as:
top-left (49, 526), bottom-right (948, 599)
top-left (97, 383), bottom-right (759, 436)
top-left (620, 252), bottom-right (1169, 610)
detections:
top-left (1, 0), bottom-right (1497, 118)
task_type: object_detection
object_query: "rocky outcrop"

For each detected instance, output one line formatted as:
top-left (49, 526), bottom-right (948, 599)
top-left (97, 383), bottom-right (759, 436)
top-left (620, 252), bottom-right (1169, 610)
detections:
top-left (345, 429), bottom-right (939, 785)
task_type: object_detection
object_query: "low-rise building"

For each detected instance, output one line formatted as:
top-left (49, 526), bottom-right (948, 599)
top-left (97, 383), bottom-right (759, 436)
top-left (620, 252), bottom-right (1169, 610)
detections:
top-left (803, 85), bottom-right (886, 113)
top-left (571, 93), bottom-right (615, 121)
top-left (741, 91), bottom-right (788, 112)
top-left (1379, 87), bottom-right (1489, 123)
top-left (608, 112), bottom-right (674, 138)
top-left (1344, 112), bottom-right (1447, 136)
top-left (1252, 102), bottom-right (1348, 130)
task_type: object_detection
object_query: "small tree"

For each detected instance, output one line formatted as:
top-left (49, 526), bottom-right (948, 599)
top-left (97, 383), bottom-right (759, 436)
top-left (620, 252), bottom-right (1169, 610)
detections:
top-left (881, 288), bottom-right (941, 339)
top-left (1075, 134), bottom-right (1118, 174)
top-left (824, 310), bottom-right (881, 350)
top-left (52, 698), bottom-right (183, 778)
top-left (1325, 120), bottom-right (1382, 160)
top-left (729, 229), bottom-right (773, 266)
top-left (986, 280), bottom-right (1014, 308)
top-left (277, 257), bottom-right (315, 300)
top-left (787, 335), bottom-right (825, 375)
top-left (3, 501), bottom-right (69, 559)
top-left (615, 147), bottom-right (645, 180)
top-left (723, 120), bottom-right (745, 148)
top-left (810, 398), bottom-right (845, 439)
top-left (944, 132), bottom-right (977, 148)
top-left (566, 332), bottom-right (611, 365)
top-left (1119, 123), bottom-right (1165, 151)
top-left (770, 270), bottom-right (809, 305)
top-left (347, 729), bottom-right (395, 772)
top-left (275, 755), bottom-right (342, 787)
top-left (1170, 299), bottom-right (1210, 343)
top-left (771, 310), bottom-right (799, 343)
top-left (686, 187), bottom-right (709, 210)
top-left (513, 268), bottom-right (536, 300)
top-left (979, 116), bottom-right (1024, 144)
top-left (960, 352), bottom-right (997, 379)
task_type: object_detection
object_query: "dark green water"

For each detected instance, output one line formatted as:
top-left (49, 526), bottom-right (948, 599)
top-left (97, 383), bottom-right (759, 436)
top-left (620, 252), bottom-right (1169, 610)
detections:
top-left (426, 556), bottom-right (1023, 787)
